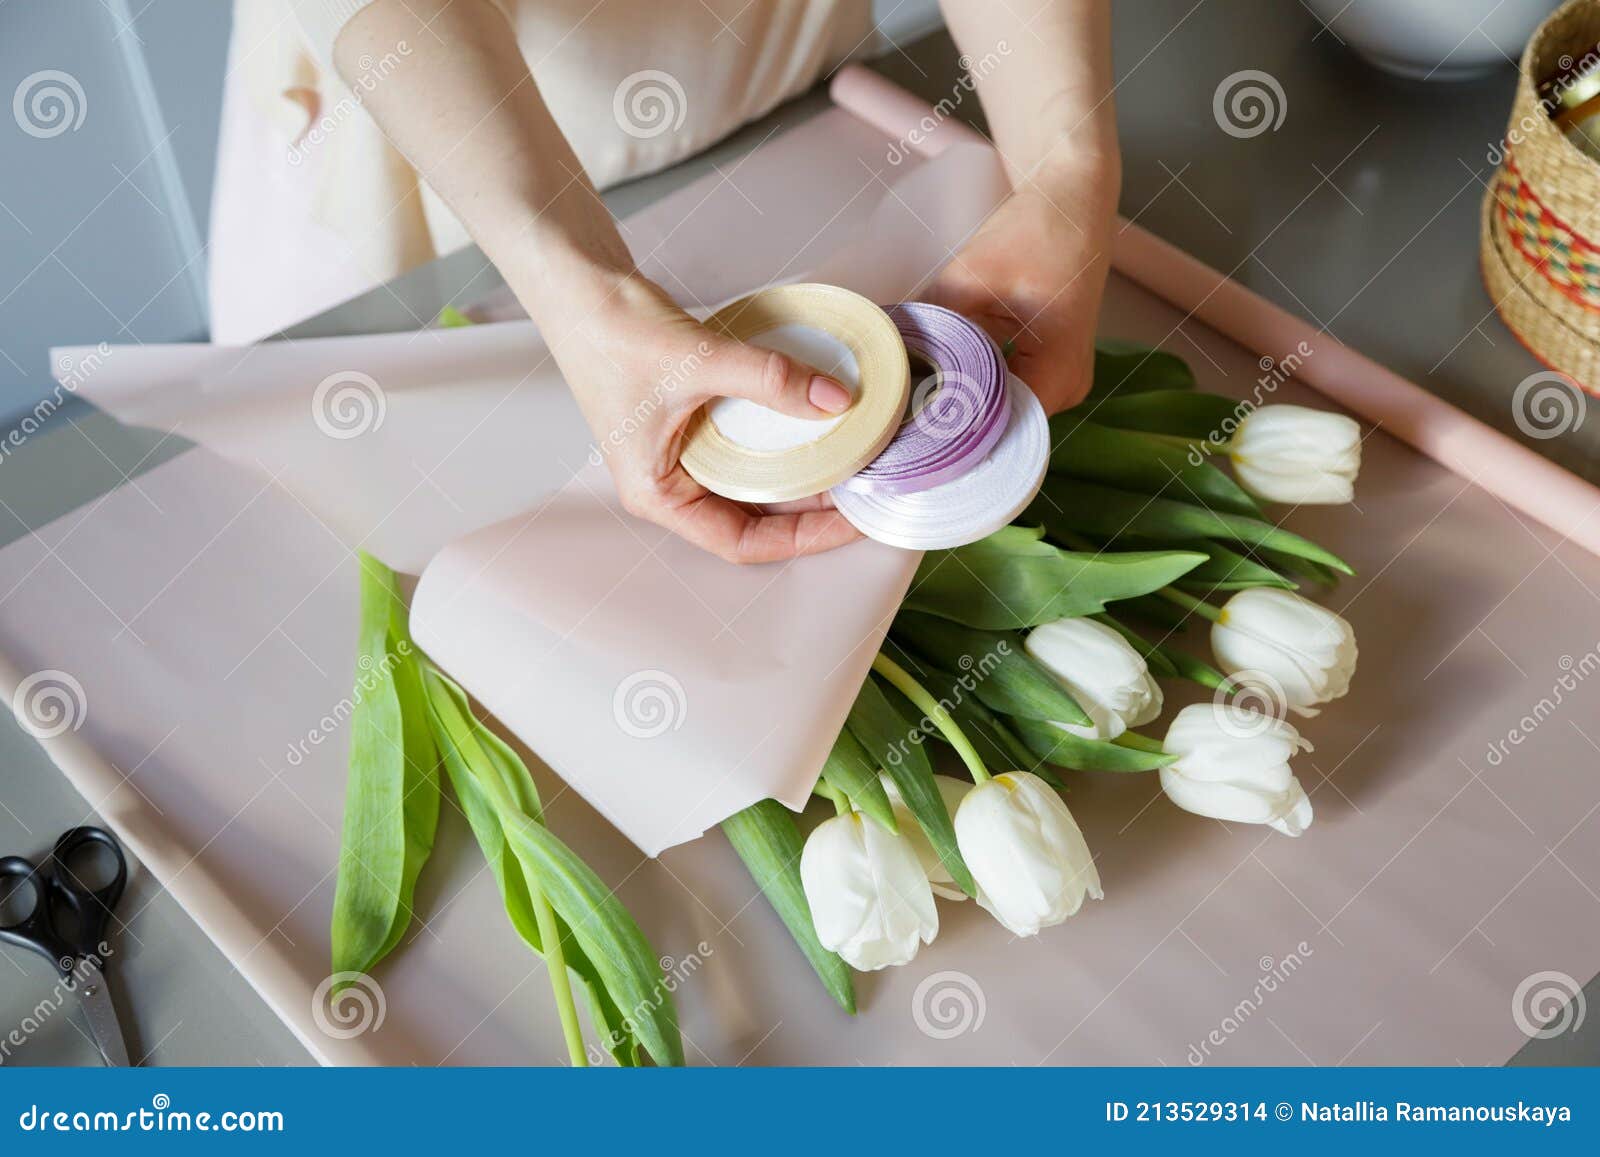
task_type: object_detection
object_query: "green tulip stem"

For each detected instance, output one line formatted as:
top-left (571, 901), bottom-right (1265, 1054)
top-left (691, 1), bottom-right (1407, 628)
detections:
top-left (1143, 430), bottom-right (1214, 455)
top-left (1158, 586), bottom-right (1222, 623)
top-left (526, 877), bottom-right (588, 1067)
top-left (871, 652), bottom-right (992, 784)
top-left (1113, 731), bottom-right (1168, 755)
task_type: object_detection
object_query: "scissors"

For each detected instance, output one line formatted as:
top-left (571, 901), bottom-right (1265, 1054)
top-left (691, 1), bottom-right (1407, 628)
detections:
top-left (0, 826), bottom-right (130, 1066)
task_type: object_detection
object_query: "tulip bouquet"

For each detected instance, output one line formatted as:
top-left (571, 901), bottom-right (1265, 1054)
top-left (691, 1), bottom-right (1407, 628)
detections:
top-left (724, 340), bottom-right (1364, 1009)
top-left (328, 316), bottom-right (1362, 1055)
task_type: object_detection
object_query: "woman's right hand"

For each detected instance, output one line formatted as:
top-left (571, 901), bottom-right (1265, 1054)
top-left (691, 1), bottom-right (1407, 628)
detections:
top-left (545, 271), bottom-right (864, 564)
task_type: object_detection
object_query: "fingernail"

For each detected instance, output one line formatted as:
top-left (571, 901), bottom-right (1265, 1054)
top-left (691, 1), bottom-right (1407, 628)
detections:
top-left (808, 375), bottom-right (852, 414)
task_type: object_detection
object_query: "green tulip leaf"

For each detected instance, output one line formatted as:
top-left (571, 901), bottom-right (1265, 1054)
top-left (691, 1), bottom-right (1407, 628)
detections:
top-left (904, 525), bottom-right (1207, 629)
top-left (422, 671), bottom-right (642, 1066)
top-left (891, 610), bottom-right (1091, 727)
top-left (424, 675), bottom-right (684, 1068)
top-left (1010, 716), bottom-right (1175, 772)
top-left (1089, 340), bottom-right (1196, 398)
top-left (1095, 613), bottom-right (1225, 690)
top-left (331, 554), bottom-right (441, 981)
top-left (1257, 546), bottom-right (1342, 587)
top-left (1113, 592), bottom-right (1192, 629)
top-left (845, 675), bottom-right (975, 897)
top-left (820, 727), bottom-right (897, 833)
top-left (1081, 388), bottom-right (1242, 440)
top-left (721, 801), bottom-right (856, 1015)
top-left (1032, 478), bottom-right (1354, 575)
top-left (1158, 643), bottom-right (1226, 689)
top-left (500, 812), bottom-right (684, 1068)
top-left (1172, 540), bottom-right (1297, 593)
top-left (1045, 418), bottom-right (1261, 517)
top-left (371, 644), bottom-right (442, 966)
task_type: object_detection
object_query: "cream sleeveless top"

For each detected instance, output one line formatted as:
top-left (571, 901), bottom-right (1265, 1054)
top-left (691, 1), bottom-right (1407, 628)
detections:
top-left (210, 0), bottom-right (937, 342)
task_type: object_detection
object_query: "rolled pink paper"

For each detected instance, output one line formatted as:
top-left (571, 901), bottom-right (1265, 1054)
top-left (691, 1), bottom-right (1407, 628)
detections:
top-left (827, 64), bottom-right (1600, 560)
top-left (829, 65), bottom-right (987, 158)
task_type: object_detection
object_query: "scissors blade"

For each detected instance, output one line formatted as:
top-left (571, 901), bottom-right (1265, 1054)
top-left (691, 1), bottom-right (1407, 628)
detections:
top-left (73, 959), bottom-right (130, 1067)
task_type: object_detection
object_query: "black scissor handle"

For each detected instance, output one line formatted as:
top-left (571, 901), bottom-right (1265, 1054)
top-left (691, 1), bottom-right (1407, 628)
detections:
top-left (0, 854), bottom-right (75, 972)
top-left (46, 827), bottom-right (127, 952)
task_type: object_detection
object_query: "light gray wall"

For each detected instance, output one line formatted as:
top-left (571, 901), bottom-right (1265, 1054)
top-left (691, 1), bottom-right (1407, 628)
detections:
top-left (0, 1), bottom-right (230, 424)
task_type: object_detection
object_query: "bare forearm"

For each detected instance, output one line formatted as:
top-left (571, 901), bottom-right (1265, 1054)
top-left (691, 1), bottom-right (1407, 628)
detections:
top-left (928, 1), bottom-right (1120, 412)
top-left (939, 0), bottom-right (1119, 192)
top-left (333, 0), bottom-right (633, 321)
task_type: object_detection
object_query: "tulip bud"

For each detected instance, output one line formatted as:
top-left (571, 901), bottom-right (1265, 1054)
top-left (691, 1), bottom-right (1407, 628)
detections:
top-left (1159, 703), bottom-right (1314, 836)
top-left (1212, 588), bottom-right (1357, 716)
top-left (878, 773), bottom-right (972, 900)
top-left (800, 811), bottom-right (938, 970)
top-left (954, 772), bottom-right (1103, 936)
top-left (1024, 616), bottom-right (1163, 740)
top-left (1229, 405), bottom-right (1361, 504)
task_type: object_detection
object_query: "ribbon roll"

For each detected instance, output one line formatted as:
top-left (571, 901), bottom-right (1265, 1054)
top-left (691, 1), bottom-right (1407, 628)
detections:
top-left (831, 373), bottom-right (1049, 551)
top-left (837, 303), bottom-right (1008, 496)
top-left (680, 284), bottom-right (910, 503)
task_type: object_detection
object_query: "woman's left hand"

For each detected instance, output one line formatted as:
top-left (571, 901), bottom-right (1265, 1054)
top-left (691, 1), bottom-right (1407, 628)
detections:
top-left (926, 158), bottom-right (1119, 416)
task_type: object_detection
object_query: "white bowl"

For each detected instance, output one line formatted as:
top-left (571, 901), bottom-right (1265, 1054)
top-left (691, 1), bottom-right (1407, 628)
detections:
top-left (1302, 0), bottom-right (1561, 80)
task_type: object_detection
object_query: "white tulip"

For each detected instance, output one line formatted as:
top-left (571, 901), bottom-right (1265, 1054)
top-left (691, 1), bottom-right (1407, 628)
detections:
top-left (1159, 703), bottom-right (1314, 836)
top-left (877, 772), bottom-right (972, 900)
top-left (1024, 616), bottom-right (1163, 740)
top-left (1212, 588), bottom-right (1357, 716)
top-left (954, 772), bottom-right (1103, 936)
top-left (1229, 404), bottom-right (1361, 504)
top-left (800, 811), bottom-right (938, 970)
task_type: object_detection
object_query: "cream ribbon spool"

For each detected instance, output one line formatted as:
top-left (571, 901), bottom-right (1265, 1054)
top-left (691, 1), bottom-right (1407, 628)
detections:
top-left (680, 284), bottom-right (911, 503)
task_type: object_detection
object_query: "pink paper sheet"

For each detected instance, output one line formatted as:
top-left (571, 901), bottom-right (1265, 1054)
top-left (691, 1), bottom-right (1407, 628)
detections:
top-left (5, 74), bottom-right (1597, 1068)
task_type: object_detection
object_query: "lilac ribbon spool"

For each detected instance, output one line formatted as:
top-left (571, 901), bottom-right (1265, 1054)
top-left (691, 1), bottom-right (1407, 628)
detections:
top-left (836, 302), bottom-right (1008, 495)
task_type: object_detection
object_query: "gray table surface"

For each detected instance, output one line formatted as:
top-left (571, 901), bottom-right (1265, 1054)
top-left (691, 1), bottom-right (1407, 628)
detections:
top-left (1, 2), bottom-right (1593, 1065)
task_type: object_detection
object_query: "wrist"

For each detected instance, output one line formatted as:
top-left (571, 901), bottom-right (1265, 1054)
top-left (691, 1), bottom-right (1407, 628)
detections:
top-left (1007, 156), bottom-right (1121, 235)
top-left (998, 92), bottom-right (1120, 193)
top-left (503, 229), bottom-right (640, 323)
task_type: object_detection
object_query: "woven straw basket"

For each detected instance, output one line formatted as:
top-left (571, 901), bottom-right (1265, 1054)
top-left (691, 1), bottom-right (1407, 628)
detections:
top-left (1482, 0), bottom-right (1600, 391)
